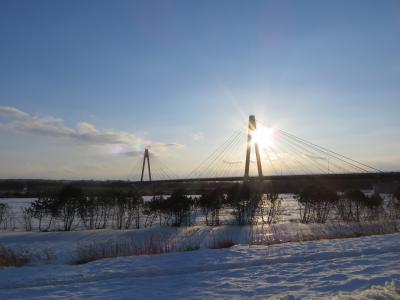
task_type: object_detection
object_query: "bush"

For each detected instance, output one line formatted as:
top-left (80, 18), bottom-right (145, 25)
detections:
top-left (297, 185), bottom-right (338, 223)
top-left (78, 195), bottom-right (103, 230)
top-left (227, 183), bottom-right (261, 225)
top-left (166, 189), bottom-right (193, 227)
top-left (198, 188), bottom-right (225, 226)
top-left (30, 195), bottom-right (55, 231)
top-left (110, 190), bottom-right (143, 229)
top-left (337, 190), bottom-right (369, 223)
top-left (53, 185), bottom-right (84, 231)
top-left (0, 203), bottom-right (14, 230)
top-left (30, 187), bottom-right (145, 231)
top-left (366, 193), bottom-right (384, 221)
top-left (21, 207), bottom-right (33, 231)
top-left (142, 190), bottom-right (193, 227)
top-left (142, 195), bottom-right (167, 227)
top-left (258, 192), bottom-right (283, 225)
top-left (387, 187), bottom-right (400, 219)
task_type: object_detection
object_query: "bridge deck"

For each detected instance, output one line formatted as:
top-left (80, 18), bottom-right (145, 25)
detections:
top-left (133, 172), bottom-right (400, 184)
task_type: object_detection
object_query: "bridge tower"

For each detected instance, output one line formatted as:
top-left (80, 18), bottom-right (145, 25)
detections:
top-left (140, 148), bottom-right (152, 182)
top-left (244, 115), bottom-right (263, 179)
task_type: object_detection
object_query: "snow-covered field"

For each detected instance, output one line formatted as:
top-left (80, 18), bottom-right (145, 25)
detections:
top-left (0, 196), bottom-right (399, 299)
top-left (0, 232), bottom-right (399, 299)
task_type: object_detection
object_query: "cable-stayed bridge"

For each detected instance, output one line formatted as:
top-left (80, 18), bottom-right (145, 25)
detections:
top-left (127, 115), bottom-right (399, 192)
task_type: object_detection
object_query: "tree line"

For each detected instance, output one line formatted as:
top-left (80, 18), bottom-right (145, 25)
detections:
top-left (0, 184), bottom-right (399, 231)
top-left (297, 186), bottom-right (400, 223)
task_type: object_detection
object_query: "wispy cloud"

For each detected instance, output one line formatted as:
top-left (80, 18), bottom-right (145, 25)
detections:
top-left (0, 106), bottom-right (183, 154)
top-left (0, 106), bottom-right (75, 136)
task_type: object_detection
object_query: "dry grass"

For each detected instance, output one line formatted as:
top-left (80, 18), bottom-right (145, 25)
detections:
top-left (73, 234), bottom-right (201, 265)
top-left (251, 220), bottom-right (400, 246)
top-left (0, 245), bottom-right (30, 267)
top-left (208, 238), bottom-right (236, 249)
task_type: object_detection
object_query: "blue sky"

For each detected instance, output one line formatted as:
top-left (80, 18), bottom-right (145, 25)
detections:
top-left (1, 0), bottom-right (400, 179)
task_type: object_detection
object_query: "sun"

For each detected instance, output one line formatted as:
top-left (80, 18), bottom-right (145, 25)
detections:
top-left (251, 126), bottom-right (275, 149)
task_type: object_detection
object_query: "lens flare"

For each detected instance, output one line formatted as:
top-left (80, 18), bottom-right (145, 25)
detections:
top-left (251, 126), bottom-right (275, 149)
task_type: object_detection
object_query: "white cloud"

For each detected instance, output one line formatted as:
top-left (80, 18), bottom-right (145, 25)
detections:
top-left (0, 106), bottom-right (183, 154)
top-left (0, 106), bottom-right (75, 136)
top-left (0, 106), bottom-right (30, 120)
top-left (77, 122), bottom-right (97, 134)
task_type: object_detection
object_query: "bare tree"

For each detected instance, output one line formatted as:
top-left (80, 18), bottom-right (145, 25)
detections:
top-left (21, 207), bottom-right (33, 231)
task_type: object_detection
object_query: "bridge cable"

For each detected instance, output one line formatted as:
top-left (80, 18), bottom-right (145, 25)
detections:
top-left (256, 119), bottom-right (381, 173)
top-left (211, 132), bottom-right (243, 177)
top-left (276, 131), bottom-right (362, 173)
top-left (267, 141), bottom-right (312, 175)
top-left (192, 131), bottom-right (242, 178)
top-left (275, 133), bottom-right (337, 174)
top-left (277, 129), bottom-right (381, 173)
top-left (214, 133), bottom-right (245, 178)
top-left (185, 130), bottom-right (241, 179)
top-left (199, 131), bottom-right (243, 178)
top-left (271, 139), bottom-right (316, 174)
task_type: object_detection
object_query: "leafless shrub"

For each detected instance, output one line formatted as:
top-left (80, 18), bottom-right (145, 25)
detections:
top-left (0, 203), bottom-right (16, 230)
top-left (30, 196), bottom-right (54, 232)
top-left (297, 186), bottom-right (338, 224)
top-left (387, 190), bottom-right (400, 220)
top-left (0, 204), bottom-right (9, 226)
top-left (227, 184), bottom-right (261, 225)
top-left (198, 188), bottom-right (225, 226)
top-left (21, 207), bottom-right (33, 231)
top-left (258, 193), bottom-right (283, 225)
top-left (111, 191), bottom-right (143, 229)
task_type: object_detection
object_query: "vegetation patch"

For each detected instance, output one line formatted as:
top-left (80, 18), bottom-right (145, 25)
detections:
top-left (72, 232), bottom-right (201, 265)
top-left (0, 245), bottom-right (30, 267)
top-left (209, 238), bottom-right (236, 249)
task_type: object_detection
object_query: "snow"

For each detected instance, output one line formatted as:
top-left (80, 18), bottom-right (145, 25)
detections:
top-left (0, 196), bottom-right (399, 298)
top-left (333, 280), bottom-right (400, 299)
top-left (0, 220), bottom-right (398, 266)
top-left (0, 233), bottom-right (399, 299)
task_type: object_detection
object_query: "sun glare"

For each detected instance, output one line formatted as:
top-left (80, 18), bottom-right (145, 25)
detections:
top-left (251, 126), bottom-right (275, 149)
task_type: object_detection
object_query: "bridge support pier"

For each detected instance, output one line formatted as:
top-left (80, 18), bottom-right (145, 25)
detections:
top-left (244, 115), bottom-right (263, 180)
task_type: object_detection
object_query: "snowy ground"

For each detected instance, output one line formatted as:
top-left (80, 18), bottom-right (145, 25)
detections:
top-left (0, 233), bottom-right (399, 299)
top-left (0, 221), bottom-right (398, 265)
top-left (0, 196), bottom-right (399, 299)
